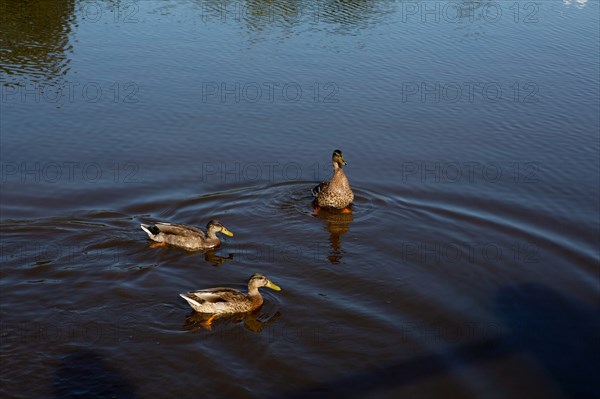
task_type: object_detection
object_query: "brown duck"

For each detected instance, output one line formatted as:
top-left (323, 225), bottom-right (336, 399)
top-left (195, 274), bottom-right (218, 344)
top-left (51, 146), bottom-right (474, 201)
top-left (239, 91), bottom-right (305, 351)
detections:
top-left (312, 149), bottom-right (354, 210)
top-left (141, 220), bottom-right (233, 250)
top-left (180, 273), bottom-right (282, 315)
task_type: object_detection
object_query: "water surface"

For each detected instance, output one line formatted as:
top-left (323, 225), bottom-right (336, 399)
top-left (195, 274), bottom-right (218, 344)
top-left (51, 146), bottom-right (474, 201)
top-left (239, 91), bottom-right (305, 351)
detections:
top-left (1, 0), bottom-right (599, 398)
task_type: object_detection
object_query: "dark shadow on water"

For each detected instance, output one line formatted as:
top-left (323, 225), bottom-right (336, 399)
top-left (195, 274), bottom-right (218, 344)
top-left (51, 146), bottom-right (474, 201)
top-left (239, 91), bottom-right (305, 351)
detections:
top-left (53, 349), bottom-right (136, 399)
top-left (269, 282), bottom-right (600, 398)
top-left (0, 0), bottom-right (75, 86)
top-left (198, 0), bottom-right (396, 37)
top-left (495, 283), bottom-right (600, 398)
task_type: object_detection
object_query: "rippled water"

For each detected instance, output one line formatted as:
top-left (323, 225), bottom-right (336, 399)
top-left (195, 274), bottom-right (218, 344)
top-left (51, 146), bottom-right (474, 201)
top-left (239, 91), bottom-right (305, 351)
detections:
top-left (1, 0), bottom-right (599, 398)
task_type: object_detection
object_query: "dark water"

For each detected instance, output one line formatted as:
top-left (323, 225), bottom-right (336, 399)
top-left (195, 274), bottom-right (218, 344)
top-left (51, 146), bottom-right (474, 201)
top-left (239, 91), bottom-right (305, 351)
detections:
top-left (1, 0), bottom-right (599, 398)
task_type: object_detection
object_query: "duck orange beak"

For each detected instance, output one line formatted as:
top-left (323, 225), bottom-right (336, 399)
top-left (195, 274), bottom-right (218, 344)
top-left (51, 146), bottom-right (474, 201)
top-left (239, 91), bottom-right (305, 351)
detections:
top-left (221, 227), bottom-right (234, 237)
top-left (266, 281), bottom-right (282, 291)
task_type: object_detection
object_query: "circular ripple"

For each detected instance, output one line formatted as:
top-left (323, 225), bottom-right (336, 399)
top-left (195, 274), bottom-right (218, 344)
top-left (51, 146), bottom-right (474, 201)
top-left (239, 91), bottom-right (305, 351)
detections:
top-left (241, 181), bottom-right (392, 224)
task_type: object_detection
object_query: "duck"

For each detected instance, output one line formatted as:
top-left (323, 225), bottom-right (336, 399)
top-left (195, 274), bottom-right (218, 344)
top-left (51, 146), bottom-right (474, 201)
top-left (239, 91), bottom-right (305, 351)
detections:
top-left (312, 149), bottom-right (354, 210)
top-left (180, 273), bottom-right (281, 317)
top-left (140, 219), bottom-right (233, 250)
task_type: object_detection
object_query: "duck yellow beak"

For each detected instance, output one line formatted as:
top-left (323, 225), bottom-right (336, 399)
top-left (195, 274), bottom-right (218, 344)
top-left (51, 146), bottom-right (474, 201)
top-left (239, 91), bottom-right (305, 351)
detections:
top-left (339, 156), bottom-right (347, 166)
top-left (221, 227), bottom-right (234, 237)
top-left (266, 281), bottom-right (281, 291)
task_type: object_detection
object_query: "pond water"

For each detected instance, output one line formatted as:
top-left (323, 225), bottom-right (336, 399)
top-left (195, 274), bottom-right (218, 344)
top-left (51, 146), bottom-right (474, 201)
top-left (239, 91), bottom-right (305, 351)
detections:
top-left (1, 0), bottom-right (599, 398)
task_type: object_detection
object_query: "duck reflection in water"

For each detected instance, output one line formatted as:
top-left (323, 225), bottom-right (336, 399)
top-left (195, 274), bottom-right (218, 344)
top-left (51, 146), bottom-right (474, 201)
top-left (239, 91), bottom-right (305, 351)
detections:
top-left (146, 245), bottom-right (234, 266)
top-left (184, 309), bottom-right (281, 332)
top-left (312, 206), bottom-right (354, 265)
top-left (204, 250), bottom-right (234, 266)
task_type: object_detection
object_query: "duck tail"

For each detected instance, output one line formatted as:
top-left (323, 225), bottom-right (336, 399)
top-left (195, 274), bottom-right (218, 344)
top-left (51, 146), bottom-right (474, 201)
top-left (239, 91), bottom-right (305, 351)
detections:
top-left (141, 224), bottom-right (159, 238)
top-left (312, 182), bottom-right (324, 197)
top-left (180, 293), bottom-right (202, 308)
